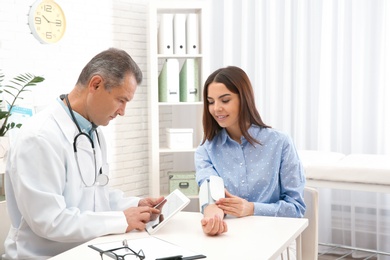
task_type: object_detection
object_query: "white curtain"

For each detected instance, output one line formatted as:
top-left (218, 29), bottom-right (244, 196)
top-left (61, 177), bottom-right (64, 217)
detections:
top-left (209, 0), bottom-right (390, 257)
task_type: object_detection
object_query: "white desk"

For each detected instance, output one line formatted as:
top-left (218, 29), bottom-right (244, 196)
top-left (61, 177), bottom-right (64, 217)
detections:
top-left (49, 211), bottom-right (308, 260)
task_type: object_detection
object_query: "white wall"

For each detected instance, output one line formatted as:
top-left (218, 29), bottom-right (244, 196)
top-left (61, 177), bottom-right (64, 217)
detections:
top-left (0, 0), bottom-right (150, 197)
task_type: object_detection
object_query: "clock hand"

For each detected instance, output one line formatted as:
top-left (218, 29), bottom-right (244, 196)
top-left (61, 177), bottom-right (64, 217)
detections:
top-left (42, 15), bottom-right (51, 23)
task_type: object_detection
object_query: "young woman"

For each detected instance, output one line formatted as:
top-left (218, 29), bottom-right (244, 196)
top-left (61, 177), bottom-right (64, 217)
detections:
top-left (195, 66), bottom-right (306, 238)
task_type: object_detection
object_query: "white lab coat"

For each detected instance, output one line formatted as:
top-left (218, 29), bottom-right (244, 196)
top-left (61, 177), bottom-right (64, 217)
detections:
top-left (3, 100), bottom-right (140, 260)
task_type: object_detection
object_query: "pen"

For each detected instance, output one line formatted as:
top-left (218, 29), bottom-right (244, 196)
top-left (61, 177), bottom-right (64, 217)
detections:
top-left (155, 255), bottom-right (183, 260)
top-left (182, 255), bottom-right (207, 260)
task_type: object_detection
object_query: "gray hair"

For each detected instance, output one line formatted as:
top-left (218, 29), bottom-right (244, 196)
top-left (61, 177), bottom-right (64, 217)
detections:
top-left (76, 48), bottom-right (142, 90)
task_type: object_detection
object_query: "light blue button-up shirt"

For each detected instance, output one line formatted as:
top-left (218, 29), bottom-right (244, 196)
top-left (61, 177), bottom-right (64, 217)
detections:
top-left (195, 125), bottom-right (306, 218)
top-left (58, 97), bottom-right (95, 136)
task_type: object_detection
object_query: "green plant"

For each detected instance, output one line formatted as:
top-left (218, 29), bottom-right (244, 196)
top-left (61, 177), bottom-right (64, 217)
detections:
top-left (0, 71), bottom-right (45, 136)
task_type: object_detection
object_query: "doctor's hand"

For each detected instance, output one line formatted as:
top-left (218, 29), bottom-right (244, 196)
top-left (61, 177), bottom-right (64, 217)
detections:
top-left (201, 204), bottom-right (228, 236)
top-left (216, 189), bottom-right (254, 217)
top-left (123, 206), bottom-right (160, 232)
top-left (139, 196), bottom-right (165, 207)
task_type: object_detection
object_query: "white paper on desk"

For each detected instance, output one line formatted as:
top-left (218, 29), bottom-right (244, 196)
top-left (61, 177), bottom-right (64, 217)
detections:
top-left (89, 236), bottom-right (205, 259)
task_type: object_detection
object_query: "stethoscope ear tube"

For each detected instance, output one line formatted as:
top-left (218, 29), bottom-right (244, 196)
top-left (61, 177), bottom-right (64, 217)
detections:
top-left (73, 132), bottom-right (95, 152)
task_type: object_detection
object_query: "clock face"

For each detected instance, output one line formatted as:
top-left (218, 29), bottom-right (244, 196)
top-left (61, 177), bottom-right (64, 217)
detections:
top-left (28, 0), bottom-right (66, 44)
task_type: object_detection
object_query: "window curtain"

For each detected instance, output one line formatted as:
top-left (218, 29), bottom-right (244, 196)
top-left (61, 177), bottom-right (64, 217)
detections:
top-left (209, 0), bottom-right (390, 256)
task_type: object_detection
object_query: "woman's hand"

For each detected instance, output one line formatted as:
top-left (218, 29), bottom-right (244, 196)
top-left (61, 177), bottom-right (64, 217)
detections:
top-left (201, 204), bottom-right (228, 236)
top-left (216, 189), bottom-right (254, 217)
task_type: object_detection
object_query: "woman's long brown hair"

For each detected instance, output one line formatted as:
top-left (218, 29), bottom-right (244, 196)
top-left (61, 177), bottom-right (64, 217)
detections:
top-left (201, 66), bottom-right (270, 145)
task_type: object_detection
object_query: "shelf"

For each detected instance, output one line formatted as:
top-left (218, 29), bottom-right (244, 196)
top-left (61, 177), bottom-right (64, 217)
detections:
top-left (158, 54), bottom-right (203, 59)
top-left (148, 0), bottom-right (209, 197)
top-left (158, 102), bottom-right (202, 106)
top-left (159, 147), bottom-right (197, 153)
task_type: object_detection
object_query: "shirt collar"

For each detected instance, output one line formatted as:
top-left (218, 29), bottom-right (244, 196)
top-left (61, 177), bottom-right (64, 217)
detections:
top-left (57, 97), bottom-right (95, 135)
top-left (220, 125), bottom-right (259, 145)
top-left (220, 128), bottom-right (247, 145)
top-left (220, 128), bottom-right (229, 145)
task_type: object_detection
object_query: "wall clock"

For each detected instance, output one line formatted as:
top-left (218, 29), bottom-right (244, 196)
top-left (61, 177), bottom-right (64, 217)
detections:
top-left (28, 0), bottom-right (66, 44)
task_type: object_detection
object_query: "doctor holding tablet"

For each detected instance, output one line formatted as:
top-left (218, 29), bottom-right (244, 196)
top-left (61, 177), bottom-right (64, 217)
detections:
top-left (4, 48), bottom-right (163, 260)
top-left (195, 66), bottom-right (306, 258)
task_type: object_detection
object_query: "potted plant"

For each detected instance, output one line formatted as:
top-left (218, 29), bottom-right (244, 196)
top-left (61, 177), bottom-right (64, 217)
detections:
top-left (0, 71), bottom-right (45, 137)
top-left (0, 71), bottom-right (45, 159)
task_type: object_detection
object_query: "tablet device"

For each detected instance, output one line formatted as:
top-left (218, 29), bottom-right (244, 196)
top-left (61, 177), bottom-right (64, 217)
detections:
top-left (146, 189), bottom-right (190, 234)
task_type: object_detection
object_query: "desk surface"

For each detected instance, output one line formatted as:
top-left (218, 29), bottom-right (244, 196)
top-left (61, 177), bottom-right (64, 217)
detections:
top-left (49, 211), bottom-right (308, 260)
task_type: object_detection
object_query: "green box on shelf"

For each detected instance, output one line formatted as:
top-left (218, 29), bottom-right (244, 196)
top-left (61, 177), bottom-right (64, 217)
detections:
top-left (168, 171), bottom-right (199, 196)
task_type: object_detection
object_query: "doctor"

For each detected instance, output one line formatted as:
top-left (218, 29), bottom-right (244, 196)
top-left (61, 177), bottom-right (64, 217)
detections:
top-left (4, 48), bottom-right (163, 260)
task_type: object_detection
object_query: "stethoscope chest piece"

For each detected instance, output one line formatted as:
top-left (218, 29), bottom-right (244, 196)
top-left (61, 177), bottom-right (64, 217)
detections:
top-left (96, 174), bottom-right (109, 186)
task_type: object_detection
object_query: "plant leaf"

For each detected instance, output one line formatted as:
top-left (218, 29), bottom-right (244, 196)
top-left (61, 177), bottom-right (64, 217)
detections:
top-left (0, 70), bottom-right (45, 136)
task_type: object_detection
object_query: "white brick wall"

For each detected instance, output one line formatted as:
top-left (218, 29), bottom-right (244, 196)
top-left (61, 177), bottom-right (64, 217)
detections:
top-left (0, 0), bottom-right (150, 197)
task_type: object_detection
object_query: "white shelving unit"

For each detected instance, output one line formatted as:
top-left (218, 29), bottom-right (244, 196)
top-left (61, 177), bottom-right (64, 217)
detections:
top-left (147, 1), bottom-right (209, 197)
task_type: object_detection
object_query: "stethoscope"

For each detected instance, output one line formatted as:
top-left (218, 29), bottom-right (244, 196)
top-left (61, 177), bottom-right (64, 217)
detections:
top-left (60, 94), bottom-right (109, 187)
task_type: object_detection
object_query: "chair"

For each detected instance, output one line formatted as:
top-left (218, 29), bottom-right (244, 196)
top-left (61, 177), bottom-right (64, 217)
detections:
top-left (301, 186), bottom-right (319, 260)
top-left (0, 200), bottom-right (11, 258)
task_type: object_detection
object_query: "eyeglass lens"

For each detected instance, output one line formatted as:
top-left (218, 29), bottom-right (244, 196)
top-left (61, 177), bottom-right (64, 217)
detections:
top-left (100, 248), bottom-right (145, 260)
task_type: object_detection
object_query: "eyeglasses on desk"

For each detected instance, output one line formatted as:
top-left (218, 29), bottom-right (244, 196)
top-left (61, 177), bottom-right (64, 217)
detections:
top-left (100, 239), bottom-right (145, 260)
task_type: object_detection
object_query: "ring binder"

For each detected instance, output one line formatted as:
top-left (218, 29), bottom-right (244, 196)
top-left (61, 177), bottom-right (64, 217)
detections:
top-left (158, 14), bottom-right (174, 55)
top-left (186, 13), bottom-right (199, 55)
top-left (179, 59), bottom-right (199, 102)
top-left (158, 59), bottom-right (180, 103)
top-left (173, 14), bottom-right (187, 55)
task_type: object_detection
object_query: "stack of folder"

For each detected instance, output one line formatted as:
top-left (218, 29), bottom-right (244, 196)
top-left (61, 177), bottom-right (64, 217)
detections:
top-left (158, 13), bottom-right (200, 103)
top-left (158, 13), bottom-right (199, 55)
top-left (158, 58), bottom-right (199, 103)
